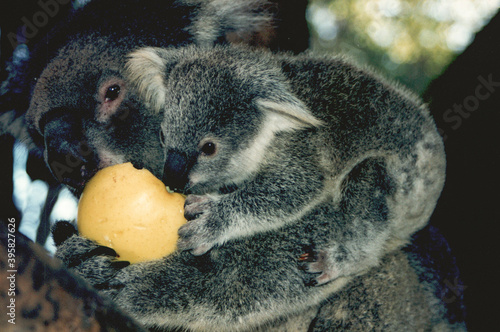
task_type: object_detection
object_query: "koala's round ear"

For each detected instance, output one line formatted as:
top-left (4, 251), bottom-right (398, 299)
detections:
top-left (256, 97), bottom-right (323, 132)
top-left (125, 47), bottom-right (170, 113)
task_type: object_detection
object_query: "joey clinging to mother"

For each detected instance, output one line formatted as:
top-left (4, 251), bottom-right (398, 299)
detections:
top-left (46, 44), bottom-right (457, 331)
top-left (127, 45), bottom-right (446, 282)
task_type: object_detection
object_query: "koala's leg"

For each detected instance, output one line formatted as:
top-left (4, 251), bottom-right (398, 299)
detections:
top-left (300, 157), bottom-right (396, 285)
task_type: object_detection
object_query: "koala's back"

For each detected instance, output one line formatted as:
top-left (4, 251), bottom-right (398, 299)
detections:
top-left (276, 54), bottom-right (446, 245)
top-left (122, 47), bottom-right (456, 330)
top-left (278, 53), bottom-right (441, 168)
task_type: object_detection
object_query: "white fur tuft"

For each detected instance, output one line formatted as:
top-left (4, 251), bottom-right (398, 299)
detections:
top-left (126, 47), bottom-right (167, 113)
top-left (256, 99), bottom-right (324, 131)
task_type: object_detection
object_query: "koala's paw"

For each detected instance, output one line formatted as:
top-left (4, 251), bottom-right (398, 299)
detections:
top-left (53, 224), bottom-right (129, 288)
top-left (298, 248), bottom-right (341, 287)
top-left (178, 194), bottom-right (222, 256)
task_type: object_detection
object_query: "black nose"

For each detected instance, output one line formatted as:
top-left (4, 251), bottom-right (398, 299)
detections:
top-left (163, 149), bottom-right (192, 192)
top-left (42, 109), bottom-right (97, 191)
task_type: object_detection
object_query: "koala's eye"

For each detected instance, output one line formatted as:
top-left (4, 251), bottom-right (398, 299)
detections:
top-left (104, 84), bottom-right (121, 101)
top-left (200, 141), bottom-right (217, 156)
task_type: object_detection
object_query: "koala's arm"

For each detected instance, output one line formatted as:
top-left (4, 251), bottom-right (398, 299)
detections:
top-left (54, 227), bottom-right (333, 331)
top-left (178, 141), bottom-right (328, 254)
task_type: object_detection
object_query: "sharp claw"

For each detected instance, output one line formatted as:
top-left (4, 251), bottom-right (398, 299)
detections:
top-left (110, 260), bottom-right (131, 269)
top-left (184, 210), bottom-right (201, 220)
top-left (90, 246), bottom-right (118, 257)
top-left (66, 246), bottom-right (117, 268)
top-left (298, 252), bottom-right (317, 262)
top-left (95, 281), bottom-right (125, 291)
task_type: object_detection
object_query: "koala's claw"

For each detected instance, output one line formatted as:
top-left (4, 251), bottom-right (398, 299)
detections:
top-left (177, 222), bottom-right (215, 255)
top-left (298, 251), bottom-right (317, 263)
top-left (184, 194), bottom-right (209, 219)
top-left (110, 260), bottom-right (131, 269)
top-left (89, 245), bottom-right (118, 257)
top-left (55, 233), bottom-right (130, 288)
top-left (66, 245), bottom-right (118, 268)
top-left (299, 249), bottom-right (340, 286)
top-left (179, 194), bottom-right (220, 255)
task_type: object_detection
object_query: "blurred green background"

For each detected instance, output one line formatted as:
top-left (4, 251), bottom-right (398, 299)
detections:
top-left (307, 0), bottom-right (499, 93)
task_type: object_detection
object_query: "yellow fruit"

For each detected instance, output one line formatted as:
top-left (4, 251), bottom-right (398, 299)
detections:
top-left (77, 162), bottom-right (186, 263)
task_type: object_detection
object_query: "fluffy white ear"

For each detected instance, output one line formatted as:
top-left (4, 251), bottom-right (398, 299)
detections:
top-left (126, 47), bottom-right (167, 113)
top-left (256, 98), bottom-right (323, 132)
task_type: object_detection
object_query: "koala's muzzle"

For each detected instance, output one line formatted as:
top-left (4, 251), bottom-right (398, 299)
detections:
top-left (163, 149), bottom-right (195, 192)
top-left (41, 110), bottom-right (97, 191)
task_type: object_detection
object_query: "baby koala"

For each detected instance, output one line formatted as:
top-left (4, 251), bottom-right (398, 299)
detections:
top-left (126, 45), bottom-right (446, 285)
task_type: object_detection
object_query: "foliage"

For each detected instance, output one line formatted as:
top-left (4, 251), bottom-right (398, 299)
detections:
top-left (307, 0), bottom-right (499, 93)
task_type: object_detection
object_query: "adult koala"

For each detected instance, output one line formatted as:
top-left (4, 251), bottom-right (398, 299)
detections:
top-left (3, 0), bottom-right (298, 190)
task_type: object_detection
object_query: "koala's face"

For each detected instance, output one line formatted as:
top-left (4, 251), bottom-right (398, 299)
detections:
top-left (26, 39), bottom-right (166, 193)
top-left (126, 46), bottom-right (322, 195)
top-left (159, 61), bottom-right (263, 194)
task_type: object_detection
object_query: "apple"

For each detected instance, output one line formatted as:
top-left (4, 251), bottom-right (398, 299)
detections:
top-left (77, 162), bottom-right (186, 263)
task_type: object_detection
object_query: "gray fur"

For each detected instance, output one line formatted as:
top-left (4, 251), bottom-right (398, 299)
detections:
top-left (53, 46), bottom-right (460, 331)
top-left (55, 159), bottom-right (462, 331)
top-left (183, 0), bottom-right (272, 47)
top-left (127, 45), bottom-right (446, 277)
top-left (15, 1), bottom-right (465, 330)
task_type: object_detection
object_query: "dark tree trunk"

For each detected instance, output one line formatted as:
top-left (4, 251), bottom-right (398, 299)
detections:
top-left (424, 11), bottom-right (500, 331)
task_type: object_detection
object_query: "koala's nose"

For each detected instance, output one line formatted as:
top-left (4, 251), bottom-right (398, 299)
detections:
top-left (163, 149), bottom-right (191, 192)
top-left (42, 109), bottom-right (97, 191)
